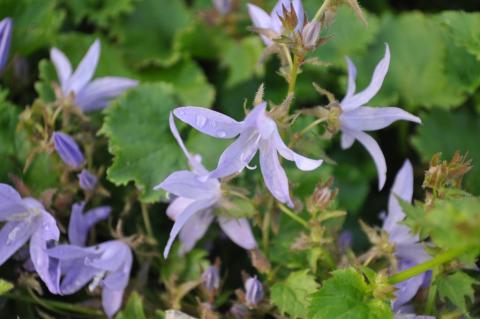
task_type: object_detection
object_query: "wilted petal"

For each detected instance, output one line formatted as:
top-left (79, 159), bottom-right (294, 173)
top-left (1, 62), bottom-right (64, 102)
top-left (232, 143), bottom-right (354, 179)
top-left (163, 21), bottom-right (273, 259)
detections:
top-left (179, 210), bottom-right (214, 253)
top-left (164, 199), bottom-right (216, 258)
top-left (102, 287), bottom-right (124, 318)
top-left (247, 3), bottom-right (272, 45)
top-left (341, 44), bottom-right (390, 111)
top-left (0, 184), bottom-right (28, 220)
top-left (0, 220), bottom-right (34, 266)
top-left (0, 17), bottom-right (12, 72)
top-left (273, 129), bottom-right (323, 171)
top-left (53, 132), bottom-right (85, 169)
top-left (218, 217), bottom-right (257, 250)
top-left (50, 48), bottom-right (72, 90)
top-left (340, 106), bottom-right (421, 132)
top-left (77, 169), bottom-right (98, 191)
top-left (174, 107), bottom-right (243, 139)
top-left (259, 139), bottom-right (293, 207)
top-left (75, 76), bottom-right (138, 111)
top-left (344, 57), bottom-right (357, 98)
top-left (65, 39), bottom-right (100, 94)
top-left (68, 202), bottom-right (111, 246)
top-left (343, 128), bottom-right (386, 190)
top-left (154, 170), bottom-right (220, 200)
top-left (270, 0), bottom-right (304, 33)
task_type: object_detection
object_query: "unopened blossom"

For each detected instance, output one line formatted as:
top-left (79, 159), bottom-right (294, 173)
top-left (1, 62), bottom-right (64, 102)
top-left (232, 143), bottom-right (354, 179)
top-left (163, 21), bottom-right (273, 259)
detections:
top-left (382, 160), bottom-right (431, 310)
top-left (0, 184), bottom-right (60, 294)
top-left (50, 39), bottom-right (138, 112)
top-left (202, 265), bottom-right (220, 292)
top-left (245, 276), bottom-right (264, 306)
top-left (155, 114), bottom-right (258, 258)
top-left (53, 132), bottom-right (85, 169)
top-left (339, 44), bottom-right (421, 190)
top-left (248, 0), bottom-right (304, 46)
top-left (68, 202), bottom-right (110, 246)
top-left (173, 102), bottom-right (322, 207)
top-left (77, 169), bottom-right (98, 191)
top-left (0, 17), bottom-right (12, 72)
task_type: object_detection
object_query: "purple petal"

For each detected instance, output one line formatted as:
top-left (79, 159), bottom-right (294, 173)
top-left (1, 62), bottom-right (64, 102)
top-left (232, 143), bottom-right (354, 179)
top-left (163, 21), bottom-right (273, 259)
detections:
top-left (247, 3), bottom-right (273, 45)
top-left (218, 217), bottom-right (257, 250)
top-left (340, 132), bottom-right (355, 149)
top-left (85, 241), bottom-right (128, 272)
top-left (75, 76), bottom-right (138, 111)
top-left (395, 243), bottom-right (430, 265)
top-left (47, 244), bottom-right (95, 260)
top-left (342, 128), bottom-right (387, 190)
top-left (102, 287), bottom-right (124, 318)
top-left (392, 259), bottom-right (427, 310)
top-left (68, 202), bottom-right (110, 246)
top-left (340, 106), bottom-right (421, 132)
top-left (50, 48), bottom-right (72, 90)
top-left (174, 107), bottom-right (243, 139)
top-left (273, 129), bottom-right (323, 171)
top-left (341, 44), bottom-right (390, 111)
top-left (0, 220), bottom-right (35, 266)
top-left (0, 184), bottom-right (28, 220)
top-left (65, 39), bottom-right (100, 94)
top-left (179, 210), bottom-right (214, 254)
top-left (259, 139), bottom-right (293, 207)
top-left (59, 260), bottom-right (98, 294)
top-left (344, 57), bottom-right (357, 98)
top-left (163, 199), bottom-right (216, 258)
top-left (102, 245), bottom-right (132, 291)
top-left (243, 102), bottom-right (268, 129)
top-left (154, 170), bottom-right (220, 200)
top-left (245, 276), bottom-right (264, 305)
top-left (77, 169), bottom-right (98, 191)
top-left (53, 132), bottom-right (85, 169)
top-left (0, 17), bottom-right (13, 72)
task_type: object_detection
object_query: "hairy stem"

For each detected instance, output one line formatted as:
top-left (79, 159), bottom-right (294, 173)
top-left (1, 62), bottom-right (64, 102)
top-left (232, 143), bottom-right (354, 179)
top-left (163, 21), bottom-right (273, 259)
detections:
top-left (277, 203), bottom-right (309, 229)
top-left (287, 53), bottom-right (301, 96)
top-left (388, 246), bottom-right (467, 285)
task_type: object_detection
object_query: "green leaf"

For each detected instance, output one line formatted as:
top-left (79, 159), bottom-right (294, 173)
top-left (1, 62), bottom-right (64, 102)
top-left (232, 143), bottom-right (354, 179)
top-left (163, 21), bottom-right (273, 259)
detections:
top-left (412, 110), bottom-right (480, 194)
top-left (116, 292), bottom-right (146, 319)
top-left (308, 268), bottom-right (393, 319)
top-left (34, 59), bottom-right (57, 102)
top-left (439, 11), bottom-right (480, 60)
top-left (0, 0), bottom-right (65, 55)
top-left (61, 0), bottom-right (136, 28)
top-left (436, 271), bottom-right (479, 315)
top-left (271, 270), bottom-right (319, 318)
top-left (0, 279), bottom-right (13, 295)
top-left (0, 91), bottom-right (20, 181)
top-left (100, 83), bottom-right (186, 202)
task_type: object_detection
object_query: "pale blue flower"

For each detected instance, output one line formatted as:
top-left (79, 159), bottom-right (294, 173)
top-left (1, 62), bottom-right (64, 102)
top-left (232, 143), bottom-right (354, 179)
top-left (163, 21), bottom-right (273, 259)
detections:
top-left (0, 184), bottom-right (60, 294)
top-left (155, 114), bottom-right (258, 258)
top-left (248, 0), bottom-right (304, 46)
top-left (0, 17), bottom-right (12, 72)
top-left (50, 39), bottom-right (138, 112)
top-left (53, 132), bottom-right (85, 169)
top-left (340, 44), bottom-right (421, 190)
top-left (173, 102), bottom-right (322, 207)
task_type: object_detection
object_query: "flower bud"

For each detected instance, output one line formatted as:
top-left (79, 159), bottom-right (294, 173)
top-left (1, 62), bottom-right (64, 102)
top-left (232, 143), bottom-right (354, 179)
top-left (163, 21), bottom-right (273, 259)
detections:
top-left (202, 266), bottom-right (220, 293)
top-left (53, 132), bottom-right (85, 169)
top-left (230, 303), bottom-right (248, 318)
top-left (0, 17), bottom-right (13, 72)
top-left (338, 230), bottom-right (352, 252)
top-left (77, 169), bottom-right (97, 191)
top-left (245, 276), bottom-right (263, 306)
top-left (302, 21), bottom-right (321, 50)
top-left (307, 177), bottom-right (338, 213)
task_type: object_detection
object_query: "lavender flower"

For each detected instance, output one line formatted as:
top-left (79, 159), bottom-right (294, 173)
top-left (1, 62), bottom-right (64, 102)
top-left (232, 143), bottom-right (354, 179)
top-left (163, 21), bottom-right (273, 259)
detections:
top-left (50, 39), bottom-right (138, 112)
top-left (155, 114), bottom-right (258, 258)
top-left (53, 132), bottom-right (85, 169)
top-left (68, 202), bottom-right (110, 246)
top-left (77, 169), bottom-right (98, 191)
top-left (202, 265), bottom-right (220, 292)
top-left (248, 0), bottom-right (304, 46)
top-left (245, 276), bottom-right (264, 306)
top-left (0, 17), bottom-right (12, 72)
top-left (48, 240), bottom-right (132, 318)
top-left (339, 44), bottom-right (421, 190)
top-left (173, 102), bottom-right (322, 207)
top-left (382, 160), bottom-right (431, 310)
top-left (0, 184), bottom-right (60, 294)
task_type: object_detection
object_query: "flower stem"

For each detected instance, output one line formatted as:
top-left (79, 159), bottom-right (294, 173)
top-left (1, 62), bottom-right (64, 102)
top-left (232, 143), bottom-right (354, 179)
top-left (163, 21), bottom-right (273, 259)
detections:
top-left (141, 203), bottom-right (154, 239)
top-left (388, 246), bottom-right (467, 285)
top-left (287, 53), bottom-right (301, 95)
top-left (313, 0), bottom-right (333, 22)
top-left (425, 267), bottom-right (439, 315)
top-left (277, 203), bottom-right (309, 229)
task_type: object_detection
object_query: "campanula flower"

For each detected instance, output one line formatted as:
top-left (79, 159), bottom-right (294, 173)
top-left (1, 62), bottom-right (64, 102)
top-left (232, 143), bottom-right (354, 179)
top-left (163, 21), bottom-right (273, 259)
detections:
top-left (339, 44), bottom-right (421, 190)
top-left (245, 276), bottom-right (264, 306)
top-left (248, 0), bottom-right (304, 46)
top-left (173, 102), bottom-right (322, 207)
top-left (202, 265), bottom-right (220, 292)
top-left (155, 114), bottom-right (258, 258)
top-left (53, 132), bottom-right (85, 169)
top-left (0, 184), bottom-right (60, 294)
top-left (382, 160), bottom-right (431, 310)
top-left (0, 17), bottom-right (12, 72)
top-left (50, 39), bottom-right (138, 112)
top-left (48, 240), bottom-right (132, 318)
top-left (77, 169), bottom-right (98, 191)
top-left (68, 202), bottom-right (110, 246)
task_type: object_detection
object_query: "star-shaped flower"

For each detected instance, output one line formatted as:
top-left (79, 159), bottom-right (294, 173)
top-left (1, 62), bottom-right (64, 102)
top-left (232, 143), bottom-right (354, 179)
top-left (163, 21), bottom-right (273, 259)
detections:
top-left (173, 102), bottom-right (322, 207)
top-left (339, 44), bottom-right (421, 190)
top-left (50, 39), bottom-right (138, 112)
top-left (0, 184), bottom-right (60, 294)
top-left (155, 114), bottom-right (258, 258)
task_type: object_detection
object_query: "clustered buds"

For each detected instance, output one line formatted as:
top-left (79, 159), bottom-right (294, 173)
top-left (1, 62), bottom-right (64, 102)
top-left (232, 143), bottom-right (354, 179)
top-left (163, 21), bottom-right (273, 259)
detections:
top-left (423, 152), bottom-right (472, 193)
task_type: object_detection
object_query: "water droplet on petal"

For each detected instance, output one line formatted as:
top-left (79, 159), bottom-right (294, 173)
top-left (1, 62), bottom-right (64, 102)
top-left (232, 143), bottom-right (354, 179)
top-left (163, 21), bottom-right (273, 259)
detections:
top-left (217, 130), bottom-right (226, 138)
top-left (7, 226), bottom-right (20, 245)
top-left (196, 115), bottom-right (207, 127)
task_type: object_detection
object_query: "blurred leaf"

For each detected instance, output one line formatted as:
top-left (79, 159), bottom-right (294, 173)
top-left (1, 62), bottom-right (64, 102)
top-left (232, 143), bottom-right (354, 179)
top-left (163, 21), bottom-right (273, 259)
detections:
top-left (0, 0), bottom-right (65, 55)
top-left (34, 59), bottom-right (57, 102)
top-left (160, 248), bottom-right (209, 283)
top-left (176, 22), bottom-right (229, 60)
top-left (116, 292), bottom-right (146, 319)
top-left (61, 0), bottom-right (136, 28)
top-left (271, 270), bottom-right (319, 318)
top-left (100, 83), bottom-right (185, 202)
top-left (23, 152), bottom-right (60, 196)
top-left (0, 90), bottom-right (20, 180)
top-left (412, 110), bottom-right (480, 194)
top-left (0, 278), bottom-right (13, 295)
top-left (439, 11), bottom-right (480, 60)
top-left (436, 271), bottom-right (479, 315)
top-left (308, 268), bottom-right (393, 319)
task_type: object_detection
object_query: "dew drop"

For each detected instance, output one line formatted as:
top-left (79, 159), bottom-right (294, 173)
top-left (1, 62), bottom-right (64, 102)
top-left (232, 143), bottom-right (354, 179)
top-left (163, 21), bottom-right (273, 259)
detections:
top-left (217, 130), bottom-right (226, 138)
top-left (7, 226), bottom-right (20, 245)
top-left (196, 115), bottom-right (207, 127)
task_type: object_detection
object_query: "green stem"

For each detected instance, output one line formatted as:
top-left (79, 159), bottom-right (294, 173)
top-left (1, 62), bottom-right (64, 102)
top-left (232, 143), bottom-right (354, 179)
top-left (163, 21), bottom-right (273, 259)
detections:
top-left (388, 246), bottom-right (467, 285)
top-left (262, 197), bottom-right (274, 255)
top-left (313, 0), bottom-right (333, 22)
top-left (287, 54), bottom-right (300, 95)
top-left (425, 267), bottom-right (439, 315)
top-left (277, 203), bottom-right (309, 229)
top-left (141, 203), bottom-right (154, 239)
